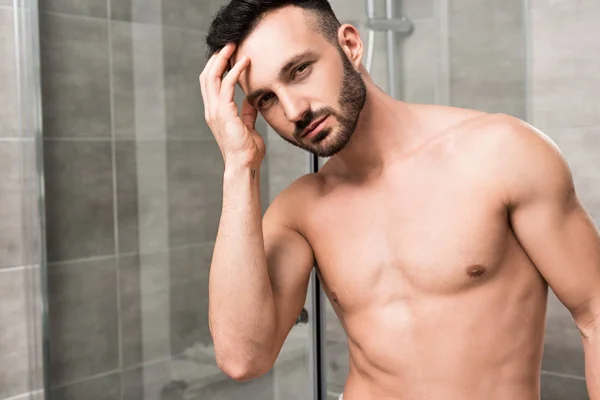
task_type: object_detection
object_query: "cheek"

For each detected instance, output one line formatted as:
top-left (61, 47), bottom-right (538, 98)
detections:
top-left (262, 110), bottom-right (295, 134)
top-left (312, 65), bottom-right (345, 105)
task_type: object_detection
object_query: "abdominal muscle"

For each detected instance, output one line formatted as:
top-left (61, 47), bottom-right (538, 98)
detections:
top-left (334, 265), bottom-right (548, 400)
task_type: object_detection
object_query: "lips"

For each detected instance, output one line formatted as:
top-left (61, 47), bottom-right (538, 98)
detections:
top-left (302, 115), bottom-right (328, 137)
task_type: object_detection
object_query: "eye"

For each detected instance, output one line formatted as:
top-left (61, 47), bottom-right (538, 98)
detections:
top-left (258, 93), bottom-right (275, 108)
top-left (293, 62), bottom-right (311, 79)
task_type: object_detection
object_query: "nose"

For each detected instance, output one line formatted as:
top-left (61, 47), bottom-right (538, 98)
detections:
top-left (280, 91), bottom-right (309, 123)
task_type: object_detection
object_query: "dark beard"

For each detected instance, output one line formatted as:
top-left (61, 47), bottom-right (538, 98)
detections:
top-left (277, 50), bottom-right (367, 158)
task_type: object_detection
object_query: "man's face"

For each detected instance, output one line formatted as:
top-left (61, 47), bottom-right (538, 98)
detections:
top-left (233, 6), bottom-right (367, 157)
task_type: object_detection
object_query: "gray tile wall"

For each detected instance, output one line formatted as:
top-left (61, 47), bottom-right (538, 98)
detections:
top-left (0, 3), bottom-right (45, 400)
top-left (48, 258), bottom-right (119, 386)
top-left (530, 1), bottom-right (600, 398)
top-left (330, 0), bottom-right (527, 113)
top-left (0, 268), bottom-right (30, 398)
top-left (40, 0), bottom-right (108, 19)
top-left (448, 0), bottom-right (527, 119)
top-left (530, 0), bottom-right (600, 132)
top-left (39, 0), bottom-right (212, 393)
top-left (40, 13), bottom-right (112, 139)
top-left (0, 265), bottom-right (44, 400)
top-left (0, 6), bottom-right (19, 138)
top-left (43, 141), bottom-right (115, 261)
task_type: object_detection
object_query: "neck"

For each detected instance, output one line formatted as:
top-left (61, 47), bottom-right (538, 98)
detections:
top-left (330, 80), bottom-right (420, 179)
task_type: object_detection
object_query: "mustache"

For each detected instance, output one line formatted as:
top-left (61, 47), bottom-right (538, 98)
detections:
top-left (294, 108), bottom-right (335, 137)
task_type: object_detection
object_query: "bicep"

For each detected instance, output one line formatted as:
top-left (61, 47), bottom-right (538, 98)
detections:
top-left (505, 123), bottom-right (600, 334)
top-left (511, 190), bottom-right (600, 326)
top-left (262, 203), bottom-right (315, 357)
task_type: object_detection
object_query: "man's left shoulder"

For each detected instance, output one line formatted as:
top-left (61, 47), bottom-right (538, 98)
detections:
top-left (458, 113), bottom-right (560, 161)
top-left (459, 113), bottom-right (572, 198)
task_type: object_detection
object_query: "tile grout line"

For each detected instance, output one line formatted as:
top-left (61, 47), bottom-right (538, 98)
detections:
top-left (2, 389), bottom-right (43, 400)
top-left (48, 351), bottom-right (194, 391)
top-left (105, 0), bottom-right (125, 398)
top-left (105, 0), bottom-right (125, 397)
top-left (38, 9), bottom-right (209, 34)
top-left (50, 368), bottom-right (122, 391)
top-left (540, 369), bottom-right (586, 381)
top-left (45, 241), bottom-right (216, 267)
top-left (0, 137), bottom-right (34, 142)
top-left (0, 264), bottom-right (38, 273)
top-left (40, 137), bottom-right (218, 142)
top-left (11, 2), bottom-right (27, 369)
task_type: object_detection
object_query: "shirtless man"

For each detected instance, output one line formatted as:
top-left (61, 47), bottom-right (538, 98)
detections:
top-left (200, 1), bottom-right (600, 399)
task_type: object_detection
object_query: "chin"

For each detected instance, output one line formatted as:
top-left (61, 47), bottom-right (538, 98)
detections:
top-left (277, 125), bottom-right (353, 158)
top-left (310, 129), bottom-right (352, 158)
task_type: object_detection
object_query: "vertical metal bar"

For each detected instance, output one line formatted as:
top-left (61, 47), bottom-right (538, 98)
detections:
top-left (523, 0), bottom-right (531, 121)
top-left (366, 0), bottom-right (376, 73)
top-left (385, 0), bottom-right (397, 98)
top-left (435, 0), bottom-right (450, 105)
top-left (367, 0), bottom-right (375, 20)
top-left (308, 153), bottom-right (326, 400)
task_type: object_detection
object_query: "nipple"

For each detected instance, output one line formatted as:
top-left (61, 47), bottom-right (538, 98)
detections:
top-left (331, 291), bottom-right (339, 304)
top-left (466, 264), bottom-right (487, 278)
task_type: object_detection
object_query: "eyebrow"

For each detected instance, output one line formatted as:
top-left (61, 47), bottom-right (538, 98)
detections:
top-left (246, 50), bottom-right (316, 105)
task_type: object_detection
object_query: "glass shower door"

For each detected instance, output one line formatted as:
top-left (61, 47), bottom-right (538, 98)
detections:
top-left (37, 0), bottom-right (316, 398)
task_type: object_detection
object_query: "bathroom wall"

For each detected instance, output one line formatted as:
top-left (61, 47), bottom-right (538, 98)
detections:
top-left (330, 0), bottom-right (527, 116)
top-left (0, 1), bottom-right (44, 400)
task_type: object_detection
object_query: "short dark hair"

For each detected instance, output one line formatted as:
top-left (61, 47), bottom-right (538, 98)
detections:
top-left (205, 0), bottom-right (342, 59)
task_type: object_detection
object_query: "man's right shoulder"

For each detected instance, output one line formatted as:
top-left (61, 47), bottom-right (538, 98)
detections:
top-left (265, 173), bottom-right (324, 228)
top-left (271, 172), bottom-right (323, 208)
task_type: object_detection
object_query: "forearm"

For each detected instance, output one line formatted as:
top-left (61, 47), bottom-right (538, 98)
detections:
top-left (583, 331), bottom-right (600, 400)
top-left (209, 165), bottom-right (277, 368)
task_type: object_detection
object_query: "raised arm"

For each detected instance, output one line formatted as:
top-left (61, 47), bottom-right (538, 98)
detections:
top-left (201, 43), bottom-right (314, 381)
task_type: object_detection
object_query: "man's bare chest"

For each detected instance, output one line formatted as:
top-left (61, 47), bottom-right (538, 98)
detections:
top-left (300, 176), bottom-right (513, 308)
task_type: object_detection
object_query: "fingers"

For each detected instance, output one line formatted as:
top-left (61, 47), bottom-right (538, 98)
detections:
top-left (199, 43), bottom-right (254, 130)
top-left (200, 47), bottom-right (222, 89)
top-left (200, 48), bottom-right (222, 119)
top-left (206, 44), bottom-right (236, 105)
top-left (240, 97), bottom-right (258, 130)
top-left (220, 56), bottom-right (250, 104)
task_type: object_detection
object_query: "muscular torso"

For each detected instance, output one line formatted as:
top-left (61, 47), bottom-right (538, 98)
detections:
top-left (296, 116), bottom-right (549, 399)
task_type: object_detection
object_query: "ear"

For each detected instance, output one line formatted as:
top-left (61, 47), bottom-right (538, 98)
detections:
top-left (337, 24), bottom-right (364, 70)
